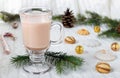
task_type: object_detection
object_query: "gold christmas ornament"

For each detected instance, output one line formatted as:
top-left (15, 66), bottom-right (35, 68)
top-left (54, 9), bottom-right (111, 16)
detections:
top-left (94, 26), bottom-right (101, 33)
top-left (111, 42), bottom-right (120, 51)
top-left (75, 45), bottom-right (84, 54)
top-left (96, 62), bottom-right (111, 74)
top-left (77, 29), bottom-right (90, 35)
top-left (64, 36), bottom-right (76, 44)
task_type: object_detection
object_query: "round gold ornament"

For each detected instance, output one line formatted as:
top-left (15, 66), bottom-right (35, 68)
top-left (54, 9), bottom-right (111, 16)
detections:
top-left (111, 42), bottom-right (120, 51)
top-left (94, 26), bottom-right (101, 33)
top-left (75, 45), bottom-right (84, 54)
top-left (77, 29), bottom-right (90, 35)
top-left (96, 62), bottom-right (111, 74)
top-left (64, 36), bottom-right (76, 44)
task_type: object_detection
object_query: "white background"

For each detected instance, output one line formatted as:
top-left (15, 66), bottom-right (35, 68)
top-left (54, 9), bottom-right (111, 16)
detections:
top-left (0, 0), bottom-right (120, 19)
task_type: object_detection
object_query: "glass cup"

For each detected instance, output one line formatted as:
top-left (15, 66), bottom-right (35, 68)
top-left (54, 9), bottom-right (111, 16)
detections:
top-left (19, 7), bottom-right (63, 74)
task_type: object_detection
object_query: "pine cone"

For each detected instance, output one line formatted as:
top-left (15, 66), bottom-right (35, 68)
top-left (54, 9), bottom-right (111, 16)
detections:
top-left (62, 8), bottom-right (76, 28)
top-left (116, 24), bottom-right (120, 34)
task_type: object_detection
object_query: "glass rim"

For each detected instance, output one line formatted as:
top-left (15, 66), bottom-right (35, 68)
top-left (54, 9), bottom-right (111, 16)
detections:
top-left (19, 7), bottom-right (51, 15)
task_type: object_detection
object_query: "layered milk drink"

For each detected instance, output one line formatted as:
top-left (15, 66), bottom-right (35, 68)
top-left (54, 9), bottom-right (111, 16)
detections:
top-left (21, 12), bottom-right (51, 50)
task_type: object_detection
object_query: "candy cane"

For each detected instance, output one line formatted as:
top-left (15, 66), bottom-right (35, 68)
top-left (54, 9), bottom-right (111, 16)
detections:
top-left (0, 34), bottom-right (10, 55)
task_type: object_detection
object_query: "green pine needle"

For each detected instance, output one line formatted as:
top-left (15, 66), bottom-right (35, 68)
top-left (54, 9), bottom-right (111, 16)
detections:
top-left (52, 15), bottom-right (62, 21)
top-left (102, 16), bottom-right (119, 28)
top-left (84, 11), bottom-right (102, 25)
top-left (11, 51), bottom-right (84, 74)
top-left (45, 52), bottom-right (84, 74)
top-left (98, 28), bottom-right (120, 38)
top-left (0, 11), bottom-right (19, 22)
top-left (11, 55), bottom-right (29, 68)
top-left (76, 14), bottom-right (87, 24)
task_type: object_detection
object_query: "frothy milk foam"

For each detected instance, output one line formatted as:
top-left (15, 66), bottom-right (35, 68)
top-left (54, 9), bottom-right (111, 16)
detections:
top-left (21, 12), bottom-right (51, 50)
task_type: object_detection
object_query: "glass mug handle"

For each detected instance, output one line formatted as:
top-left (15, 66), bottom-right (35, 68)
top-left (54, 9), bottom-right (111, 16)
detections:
top-left (50, 22), bottom-right (64, 45)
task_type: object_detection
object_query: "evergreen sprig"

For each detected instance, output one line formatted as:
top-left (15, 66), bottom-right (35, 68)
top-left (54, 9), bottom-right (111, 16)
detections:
top-left (11, 55), bottom-right (29, 67)
top-left (45, 52), bottom-right (83, 74)
top-left (84, 11), bottom-right (102, 25)
top-left (76, 14), bottom-right (86, 24)
top-left (11, 51), bottom-right (84, 74)
top-left (98, 28), bottom-right (120, 38)
top-left (52, 15), bottom-right (62, 21)
top-left (0, 11), bottom-right (19, 22)
top-left (102, 16), bottom-right (119, 28)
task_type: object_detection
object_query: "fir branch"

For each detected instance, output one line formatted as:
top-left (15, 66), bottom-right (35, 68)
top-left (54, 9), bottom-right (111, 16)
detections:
top-left (98, 28), bottom-right (120, 38)
top-left (76, 14), bottom-right (87, 24)
top-left (102, 16), bottom-right (120, 28)
top-left (45, 52), bottom-right (66, 65)
top-left (45, 52), bottom-right (83, 74)
top-left (63, 55), bottom-right (83, 70)
top-left (52, 15), bottom-right (62, 21)
top-left (85, 11), bottom-right (102, 25)
top-left (0, 11), bottom-right (19, 22)
top-left (11, 55), bottom-right (29, 67)
top-left (56, 60), bottom-right (65, 74)
top-left (11, 51), bottom-right (84, 74)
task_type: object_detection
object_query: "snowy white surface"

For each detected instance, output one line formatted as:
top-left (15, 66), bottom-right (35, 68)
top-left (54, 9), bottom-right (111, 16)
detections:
top-left (0, 23), bottom-right (120, 78)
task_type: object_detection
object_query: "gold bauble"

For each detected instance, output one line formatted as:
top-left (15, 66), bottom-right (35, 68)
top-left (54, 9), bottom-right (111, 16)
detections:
top-left (111, 42), bottom-right (120, 51)
top-left (64, 36), bottom-right (76, 44)
top-left (77, 29), bottom-right (90, 35)
top-left (94, 26), bottom-right (101, 33)
top-left (96, 62), bottom-right (111, 74)
top-left (75, 45), bottom-right (84, 54)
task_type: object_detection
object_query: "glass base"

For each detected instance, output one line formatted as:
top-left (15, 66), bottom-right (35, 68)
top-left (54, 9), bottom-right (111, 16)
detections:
top-left (23, 62), bottom-right (52, 74)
